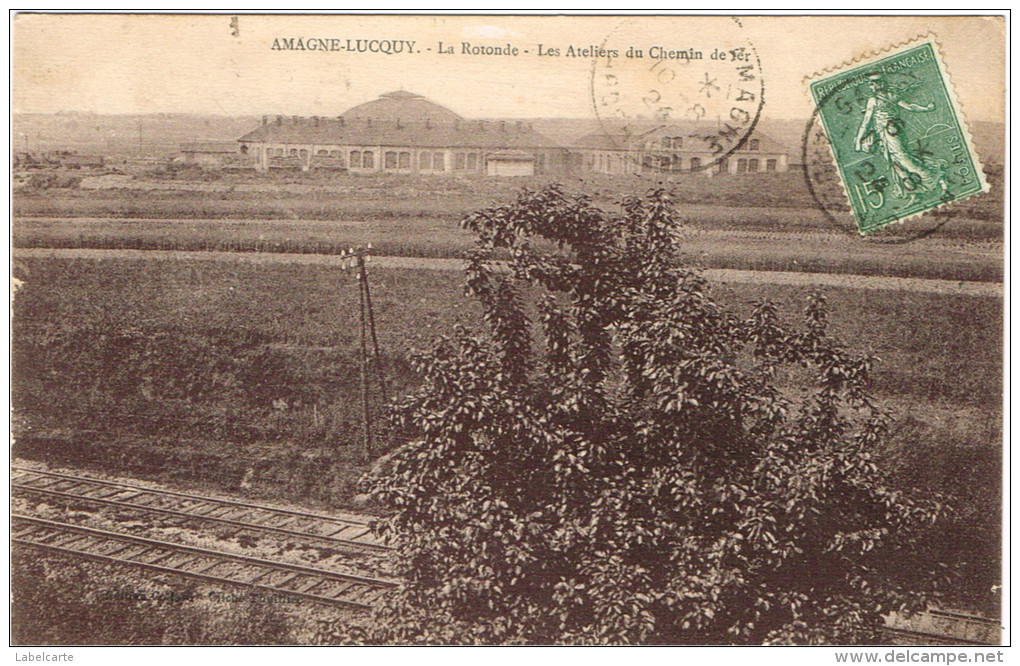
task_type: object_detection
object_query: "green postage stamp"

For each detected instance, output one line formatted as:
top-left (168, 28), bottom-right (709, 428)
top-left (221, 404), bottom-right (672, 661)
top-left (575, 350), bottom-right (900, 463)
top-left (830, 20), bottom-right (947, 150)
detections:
top-left (808, 36), bottom-right (988, 234)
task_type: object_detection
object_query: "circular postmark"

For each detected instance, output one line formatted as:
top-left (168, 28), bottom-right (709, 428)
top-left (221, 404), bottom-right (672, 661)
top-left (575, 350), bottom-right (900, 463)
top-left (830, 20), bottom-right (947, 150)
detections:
top-left (803, 71), bottom-right (958, 243)
top-left (589, 16), bottom-right (765, 175)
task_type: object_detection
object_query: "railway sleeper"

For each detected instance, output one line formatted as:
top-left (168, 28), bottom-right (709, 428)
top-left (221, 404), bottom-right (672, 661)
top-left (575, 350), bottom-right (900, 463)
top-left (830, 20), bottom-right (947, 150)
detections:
top-left (88, 538), bottom-right (137, 556)
top-left (82, 486), bottom-right (130, 500)
top-left (118, 545), bottom-right (157, 561)
top-left (284, 574), bottom-right (324, 593)
top-left (41, 532), bottom-right (90, 549)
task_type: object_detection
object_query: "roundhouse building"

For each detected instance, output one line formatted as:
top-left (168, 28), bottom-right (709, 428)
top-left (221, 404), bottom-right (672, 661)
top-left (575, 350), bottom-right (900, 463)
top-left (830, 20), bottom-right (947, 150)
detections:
top-left (238, 91), bottom-right (567, 175)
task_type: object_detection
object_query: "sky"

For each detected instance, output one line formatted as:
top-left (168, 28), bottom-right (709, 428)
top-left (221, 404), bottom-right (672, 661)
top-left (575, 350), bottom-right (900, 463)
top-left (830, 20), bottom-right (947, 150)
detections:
top-left (12, 13), bottom-right (1006, 122)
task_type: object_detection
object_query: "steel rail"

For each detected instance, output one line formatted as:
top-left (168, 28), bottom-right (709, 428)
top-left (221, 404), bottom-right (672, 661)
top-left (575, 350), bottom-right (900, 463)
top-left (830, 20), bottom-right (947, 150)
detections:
top-left (13, 469), bottom-right (1000, 642)
top-left (927, 608), bottom-right (1002, 626)
top-left (885, 609), bottom-right (1001, 646)
top-left (12, 514), bottom-right (395, 610)
top-left (883, 626), bottom-right (997, 647)
top-left (12, 466), bottom-right (389, 551)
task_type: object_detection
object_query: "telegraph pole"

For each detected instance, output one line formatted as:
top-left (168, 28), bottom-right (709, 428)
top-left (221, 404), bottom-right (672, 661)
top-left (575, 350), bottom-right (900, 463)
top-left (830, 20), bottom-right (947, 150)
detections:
top-left (343, 245), bottom-right (387, 463)
top-left (356, 257), bottom-right (373, 463)
top-left (358, 244), bottom-right (388, 401)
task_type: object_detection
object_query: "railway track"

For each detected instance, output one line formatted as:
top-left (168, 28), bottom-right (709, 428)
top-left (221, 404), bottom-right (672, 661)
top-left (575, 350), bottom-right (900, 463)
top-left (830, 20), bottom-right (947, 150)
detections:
top-left (12, 514), bottom-right (396, 610)
top-left (12, 466), bottom-right (390, 552)
top-left (885, 609), bottom-right (1002, 646)
top-left (11, 467), bottom-right (1001, 641)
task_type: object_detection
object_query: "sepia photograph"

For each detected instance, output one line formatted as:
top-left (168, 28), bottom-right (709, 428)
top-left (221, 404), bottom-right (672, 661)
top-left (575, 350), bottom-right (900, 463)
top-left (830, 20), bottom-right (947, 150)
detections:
top-left (8, 12), bottom-right (1008, 652)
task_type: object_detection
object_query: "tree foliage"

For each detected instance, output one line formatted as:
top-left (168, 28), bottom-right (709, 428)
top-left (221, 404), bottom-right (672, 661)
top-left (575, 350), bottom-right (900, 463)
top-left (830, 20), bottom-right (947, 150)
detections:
top-left (347, 185), bottom-right (951, 645)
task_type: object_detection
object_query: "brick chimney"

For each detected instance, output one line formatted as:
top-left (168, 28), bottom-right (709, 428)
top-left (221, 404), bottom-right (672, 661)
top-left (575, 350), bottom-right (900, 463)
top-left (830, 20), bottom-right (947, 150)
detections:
top-left (262, 115), bottom-right (268, 126)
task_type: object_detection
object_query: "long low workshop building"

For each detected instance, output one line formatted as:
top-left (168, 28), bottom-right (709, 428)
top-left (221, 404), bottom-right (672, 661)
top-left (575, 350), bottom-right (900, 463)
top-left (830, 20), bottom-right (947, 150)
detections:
top-left (238, 90), bottom-right (567, 175)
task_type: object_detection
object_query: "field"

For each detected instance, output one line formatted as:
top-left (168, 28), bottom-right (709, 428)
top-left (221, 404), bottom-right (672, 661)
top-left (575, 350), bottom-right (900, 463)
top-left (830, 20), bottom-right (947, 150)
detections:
top-left (13, 166), bottom-right (1004, 234)
top-left (12, 164), bottom-right (1005, 220)
top-left (11, 253), bottom-right (1002, 614)
top-left (14, 216), bottom-right (1005, 284)
top-left (12, 169), bottom-right (1006, 284)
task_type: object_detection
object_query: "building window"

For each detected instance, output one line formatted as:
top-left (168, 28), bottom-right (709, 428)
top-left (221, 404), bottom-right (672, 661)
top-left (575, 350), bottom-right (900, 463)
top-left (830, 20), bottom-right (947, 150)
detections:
top-left (419, 152), bottom-right (431, 170)
top-left (385, 151), bottom-right (398, 169)
top-left (717, 157), bottom-right (729, 174)
top-left (289, 148), bottom-right (298, 156)
top-left (363, 151), bottom-right (374, 168)
top-left (433, 152), bottom-right (444, 170)
top-left (661, 137), bottom-right (671, 149)
top-left (536, 153), bottom-right (546, 174)
top-left (737, 158), bottom-right (748, 173)
top-left (749, 139), bottom-right (760, 151)
top-left (466, 153), bottom-right (478, 170)
top-left (317, 149), bottom-right (328, 156)
top-left (455, 152), bottom-right (466, 170)
top-left (350, 151), bottom-right (362, 168)
top-left (690, 157), bottom-right (702, 171)
top-left (399, 151), bottom-right (411, 169)
top-left (671, 154), bottom-right (682, 171)
top-left (330, 150), bottom-right (340, 157)
top-left (299, 149), bottom-right (309, 161)
top-left (766, 159), bottom-right (777, 172)
top-left (672, 137), bottom-right (683, 149)
top-left (240, 145), bottom-right (249, 155)
top-left (748, 158), bottom-right (759, 173)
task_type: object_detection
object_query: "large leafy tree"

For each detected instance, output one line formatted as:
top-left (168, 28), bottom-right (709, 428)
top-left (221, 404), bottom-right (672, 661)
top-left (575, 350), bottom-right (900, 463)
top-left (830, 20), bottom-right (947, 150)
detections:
top-left (348, 186), bottom-right (949, 645)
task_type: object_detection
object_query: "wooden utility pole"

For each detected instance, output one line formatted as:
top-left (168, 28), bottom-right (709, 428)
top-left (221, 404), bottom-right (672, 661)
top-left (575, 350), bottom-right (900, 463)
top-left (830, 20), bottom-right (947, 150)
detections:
top-left (358, 247), bottom-right (388, 401)
top-left (356, 255), bottom-right (373, 463)
top-left (343, 245), bottom-right (387, 464)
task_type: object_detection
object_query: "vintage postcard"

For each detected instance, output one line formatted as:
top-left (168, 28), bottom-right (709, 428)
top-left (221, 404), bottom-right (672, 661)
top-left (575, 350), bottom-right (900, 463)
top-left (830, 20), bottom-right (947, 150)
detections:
top-left (10, 13), bottom-right (1006, 652)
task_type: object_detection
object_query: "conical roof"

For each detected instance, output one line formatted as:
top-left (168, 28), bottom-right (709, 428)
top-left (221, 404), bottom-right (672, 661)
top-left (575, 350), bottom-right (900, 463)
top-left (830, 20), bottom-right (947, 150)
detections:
top-left (342, 91), bottom-right (463, 124)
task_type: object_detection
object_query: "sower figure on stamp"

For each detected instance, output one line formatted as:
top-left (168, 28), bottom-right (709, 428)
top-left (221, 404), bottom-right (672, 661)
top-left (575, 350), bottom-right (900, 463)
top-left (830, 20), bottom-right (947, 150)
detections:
top-left (854, 71), bottom-right (948, 208)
